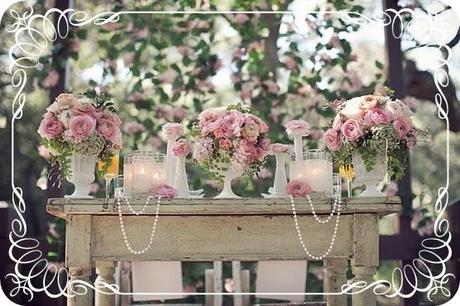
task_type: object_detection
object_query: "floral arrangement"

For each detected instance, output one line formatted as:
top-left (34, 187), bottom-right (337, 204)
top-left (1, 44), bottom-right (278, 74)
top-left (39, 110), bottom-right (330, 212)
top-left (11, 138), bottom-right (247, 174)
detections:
top-left (37, 92), bottom-right (122, 182)
top-left (190, 104), bottom-right (270, 179)
top-left (324, 94), bottom-right (426, 180)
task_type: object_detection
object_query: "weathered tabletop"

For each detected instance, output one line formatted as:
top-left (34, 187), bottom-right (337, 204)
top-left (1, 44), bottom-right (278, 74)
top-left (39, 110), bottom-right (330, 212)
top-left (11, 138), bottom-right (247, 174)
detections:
top-left (47, 196), bottom-right (400, 306)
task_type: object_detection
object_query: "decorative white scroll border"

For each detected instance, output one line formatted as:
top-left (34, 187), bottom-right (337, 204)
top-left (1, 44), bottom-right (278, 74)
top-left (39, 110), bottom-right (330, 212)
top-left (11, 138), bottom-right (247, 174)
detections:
top-left (3, 1), bottom-right (454, 303)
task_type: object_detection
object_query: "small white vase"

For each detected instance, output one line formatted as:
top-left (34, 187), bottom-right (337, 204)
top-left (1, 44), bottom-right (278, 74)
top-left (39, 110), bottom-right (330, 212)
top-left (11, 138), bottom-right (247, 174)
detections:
top-left (165, 135), bottom-right (178, 185)
top-left (66, 152), bottom-right (97, 198)
top-left (352, 151), bottom-right (386, 197)
top-left (173, 156), bottom-right (190, 198)
top-left (271, 152), bottom-right (288, 197)
top-left (214, 165), bottom-right (244, 199)
top-left (293, 134), bottom-right (303, 161)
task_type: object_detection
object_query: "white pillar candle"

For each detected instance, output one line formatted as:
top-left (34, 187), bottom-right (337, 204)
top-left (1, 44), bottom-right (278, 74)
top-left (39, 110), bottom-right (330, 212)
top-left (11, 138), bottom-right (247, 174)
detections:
top-left (152, 163), bottom-right (166, 186)
top-left (303, 159), bottom-right (333, 195)
top-left (132, 162), bottom-right (153, 195)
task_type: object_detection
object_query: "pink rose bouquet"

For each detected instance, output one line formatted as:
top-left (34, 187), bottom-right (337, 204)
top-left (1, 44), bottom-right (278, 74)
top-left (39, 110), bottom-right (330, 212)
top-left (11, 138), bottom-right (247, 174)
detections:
top-left (190, 104), bottom-right (270, 180)
top-left (324, 94), bottom-right (427, 180)
top-left (37, 92), bottom-right (122, 182)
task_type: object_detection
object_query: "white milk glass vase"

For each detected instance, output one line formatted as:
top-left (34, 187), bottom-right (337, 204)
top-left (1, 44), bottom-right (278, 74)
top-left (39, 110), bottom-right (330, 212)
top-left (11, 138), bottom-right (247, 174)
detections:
top-left (352, 150), bottom-right (386, 197)
top-left (272, 152), bottom-right (288, 197)
top-left (165, 135), bottom-right (178, 185)
top-left (215, 164), bottom-right (244, 199)
top-left (173, 155), bottom-right (190, 198)
top-left (66, 152), bottom-right (97, 198)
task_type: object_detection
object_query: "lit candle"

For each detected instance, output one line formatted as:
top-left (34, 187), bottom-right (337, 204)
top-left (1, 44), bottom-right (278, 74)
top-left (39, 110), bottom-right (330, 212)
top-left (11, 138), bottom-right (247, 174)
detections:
top-left (303, 159), bottom-right (333, 195)
top-left (132, 162), bottom-right (153, 195)
top-left (152, 163), bottom-right (166, 186)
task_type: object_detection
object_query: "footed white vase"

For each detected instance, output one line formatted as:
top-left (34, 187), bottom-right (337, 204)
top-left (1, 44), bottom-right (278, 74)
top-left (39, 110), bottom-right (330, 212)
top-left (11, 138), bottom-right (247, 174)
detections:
top-left (173, 156), bottom-right (190, 198)
top-left (214, 165), bottom-right (244, 199)
top-left (66, 153), bottom-right (97, 198)
top-left (352, 151), bottom-right (386, 197)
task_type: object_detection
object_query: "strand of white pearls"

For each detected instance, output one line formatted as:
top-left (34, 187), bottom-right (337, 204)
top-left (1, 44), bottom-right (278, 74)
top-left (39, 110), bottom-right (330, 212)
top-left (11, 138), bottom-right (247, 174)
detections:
top-left (306, 194), bottom-right (339, 224)
top-left (117, 196), bottom-right (160, 255)
top-left (122, 196), bottom-right (152, 216)
top-left (290, 195), bottom-right (341, 260)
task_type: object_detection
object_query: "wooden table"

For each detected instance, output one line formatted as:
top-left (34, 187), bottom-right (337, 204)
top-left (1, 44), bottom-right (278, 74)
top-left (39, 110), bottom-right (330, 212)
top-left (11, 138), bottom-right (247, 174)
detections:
top-left (47, 197), bottom-right (400, 306)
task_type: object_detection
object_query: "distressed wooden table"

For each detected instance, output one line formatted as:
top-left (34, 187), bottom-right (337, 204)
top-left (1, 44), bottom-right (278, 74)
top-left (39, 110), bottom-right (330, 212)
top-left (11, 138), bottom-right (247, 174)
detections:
top-left (47, 197), bottom-right (400, 306)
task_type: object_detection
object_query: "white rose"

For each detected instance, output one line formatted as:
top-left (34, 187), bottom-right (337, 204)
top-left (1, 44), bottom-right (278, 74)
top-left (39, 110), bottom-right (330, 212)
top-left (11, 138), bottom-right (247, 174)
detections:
top-left (385, 99), bottom-right (412, 120)
top-left (340, 97), bottom-right (364, 120)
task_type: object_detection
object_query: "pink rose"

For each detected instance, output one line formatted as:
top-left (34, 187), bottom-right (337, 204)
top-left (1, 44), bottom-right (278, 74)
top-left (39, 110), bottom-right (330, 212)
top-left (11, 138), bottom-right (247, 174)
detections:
top-left (238, 139), bottom-right (257, 162)
top-left (172, 139), bottom-right (192, 157)
top-left (213, 127), bottom-right (225, 139)
top-left (332, 114), bottom-right (343, 131)
top-left (287, 180), bottom-right (312, 198)
top-left (162, 123), bottom-right (184, 138)
top-left (219, 139), bottom-right (233, 150)
top-left (363, 107), bottom-right (390, 126)
top-left (324, 129), bottom-right (342, 151)
top-left (38, 114), bottom-right (64, 139)
top-left (222, 111), bottom-right (244, 137)
top-left (69, 115), bottom-right (96, 139)
top-left (393, 116), bottom-right (412, 139)
top-left (359, 95), bottom-right (378, 111)
top-left (341, 119), bottom-right (363, 141)
top-left (246, 114), bottom-right (269, 134)
top-left (97, 114), bottom-right (121, 144)
top-left (150, 184), bottom-right (176, 199)
top-left (71, 103), bottom-right (103, 119)
top-left (285, 120), bottom-right (310, 136)
top-left (270, 143), bottom-right (291, 154)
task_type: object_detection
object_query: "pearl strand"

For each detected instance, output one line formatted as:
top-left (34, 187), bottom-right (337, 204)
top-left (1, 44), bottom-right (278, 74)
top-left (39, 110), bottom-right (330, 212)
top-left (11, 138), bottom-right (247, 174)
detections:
top-left (122, 196), bottom-right (152, 216)
top-left (290, 195), bottom-right (341, 260)
top-left (306, 194), bottom-right (339, 224)
top-left (117, 196), bottom-right (161, 255)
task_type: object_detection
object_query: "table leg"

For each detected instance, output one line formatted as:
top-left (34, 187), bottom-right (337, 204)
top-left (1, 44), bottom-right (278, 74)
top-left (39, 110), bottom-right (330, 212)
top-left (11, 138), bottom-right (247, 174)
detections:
top-left (324, 258), bottom-right (348, 306)
top-left (66, 216), bottom-right (93, 306)
top-left (351, 265), bottom-right (377, 306)
top-left (352, 214), bottom-right (379, 306)
top-left (68, 267), bottom-right (92, 306)
top-left (95, 261), bottom-right (116, 306)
